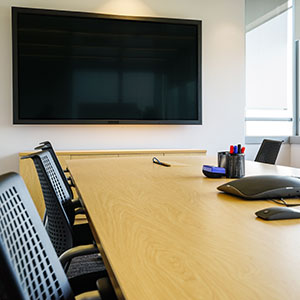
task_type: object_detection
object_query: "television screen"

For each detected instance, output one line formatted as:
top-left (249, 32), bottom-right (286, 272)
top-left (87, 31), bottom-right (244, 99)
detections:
top-left (12, 7), bottom-right (202, 124)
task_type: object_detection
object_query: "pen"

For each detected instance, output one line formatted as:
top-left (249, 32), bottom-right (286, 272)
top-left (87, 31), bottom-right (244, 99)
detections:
top-left (233, 145), bottom-right (238, 154)
top-left (152, 157), bottom-right (171, 167)
top-left (241, 147), bottom-right (245, 154)
top-left (237, 144), bottom-right (241, 154)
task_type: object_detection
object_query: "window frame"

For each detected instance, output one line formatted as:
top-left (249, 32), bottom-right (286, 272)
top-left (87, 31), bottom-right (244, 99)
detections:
top-left (245, 1), bottom-right (296, 141)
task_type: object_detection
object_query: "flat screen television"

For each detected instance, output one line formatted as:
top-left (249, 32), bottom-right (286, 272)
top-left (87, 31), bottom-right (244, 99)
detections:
top-left (12, 7), bottom-right (202, 124)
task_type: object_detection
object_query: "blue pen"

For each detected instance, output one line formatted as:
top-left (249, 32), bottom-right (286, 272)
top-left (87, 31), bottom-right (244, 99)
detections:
top-left (234, 145), bottom-right (238, 154)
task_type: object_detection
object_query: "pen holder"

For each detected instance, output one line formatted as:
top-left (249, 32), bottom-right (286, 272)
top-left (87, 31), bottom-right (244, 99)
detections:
top-left (218, 151), bottom-right (229, 168)
top-left (226, 154), bottom-right (245, 178)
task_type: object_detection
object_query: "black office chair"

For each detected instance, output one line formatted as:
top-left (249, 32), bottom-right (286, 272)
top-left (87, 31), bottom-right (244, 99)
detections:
top-left (34, 141), bottom-right (74, 198)
top-left (22, 150), bottom-right (108, 294)
top-left (34, 141), bottom-right (84, 221)
top-left (254, 139), bottom-right (283, 165)
top-left (0, 172), bottom-right (116, 300)
top-left (23, 150), bottom-right (94, 256)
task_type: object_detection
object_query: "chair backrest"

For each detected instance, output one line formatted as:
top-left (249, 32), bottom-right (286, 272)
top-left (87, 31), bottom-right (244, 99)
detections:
top-left (0, 172), bottom-right (74, 300)
top-left (35, 141), bottom-right (74, 199)
top-left (254, 139), bottom-right (283, 165)
top-left (27, 150), bottom-right (75, 256)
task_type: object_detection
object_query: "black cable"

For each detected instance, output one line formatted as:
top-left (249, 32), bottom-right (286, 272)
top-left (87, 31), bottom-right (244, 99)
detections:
top-left (269, 198), bottom-right (300, 207)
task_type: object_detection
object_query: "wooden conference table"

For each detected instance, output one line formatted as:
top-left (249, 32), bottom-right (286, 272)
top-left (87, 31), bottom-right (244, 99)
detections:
top-left (67, 155), bottom-right (300, 300)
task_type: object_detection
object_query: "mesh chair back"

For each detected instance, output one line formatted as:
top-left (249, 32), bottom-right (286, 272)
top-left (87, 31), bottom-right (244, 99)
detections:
top-left (254, 139), bottom-right (283, 165)
top-left (29, 150), bottom-right (75, 256)
top-left (0, 172), bottom-right (73, 300)
top-left (35, 141), bottom-right (74, 199)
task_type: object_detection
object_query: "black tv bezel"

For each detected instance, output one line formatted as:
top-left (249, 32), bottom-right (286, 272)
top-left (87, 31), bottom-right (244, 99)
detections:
top-left (12, 7), bottom-right (202, 125)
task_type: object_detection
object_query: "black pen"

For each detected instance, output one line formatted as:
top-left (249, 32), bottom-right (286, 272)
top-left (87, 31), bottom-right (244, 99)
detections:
top-left (238, 144), bottom-right (241, 154)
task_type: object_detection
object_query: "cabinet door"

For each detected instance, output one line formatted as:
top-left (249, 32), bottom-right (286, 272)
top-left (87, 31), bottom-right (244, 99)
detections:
top-left (71, 154), bottom-right (118, 160)
top-left (19, 158), bottom-right (44, 218)
top-left (163, 151), bottom-right (206, 156)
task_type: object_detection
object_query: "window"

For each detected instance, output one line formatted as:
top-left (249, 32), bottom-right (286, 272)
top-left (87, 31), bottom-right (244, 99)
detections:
top-left (245, 1), bottom-right (293, 136)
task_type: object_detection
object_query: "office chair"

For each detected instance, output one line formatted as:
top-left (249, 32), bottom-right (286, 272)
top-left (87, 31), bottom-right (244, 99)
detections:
top-left (22, 150), bottom-right (108, 294)
top-left (0, 172), bottom-right (117, 300)
top-left (34, 141), bottom-right (74, 198)
top-left (23, 149), bottom-right (93, 256)
top-left (254, 139), bottom-right (283, 165)
top-left (34, 141), bottom-right (84, 221)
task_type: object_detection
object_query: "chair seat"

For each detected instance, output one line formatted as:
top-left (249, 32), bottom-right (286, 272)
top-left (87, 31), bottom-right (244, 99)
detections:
top-left (68, 254), bottom-right (107, 295)
top-left (68, 222), bottom-right (105, 293)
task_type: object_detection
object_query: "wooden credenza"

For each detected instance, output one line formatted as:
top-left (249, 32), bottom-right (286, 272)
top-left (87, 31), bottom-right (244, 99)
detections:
top-left (19, 149), bottom-right (206, 218)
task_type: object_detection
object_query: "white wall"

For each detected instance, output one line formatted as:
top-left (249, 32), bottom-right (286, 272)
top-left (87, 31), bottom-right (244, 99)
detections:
top-left (291, 144), bottom-right (300, 167)
top-left (296, 0), bottom-right (300, 40)
top-left (0, 0), bottom-right (245, 174)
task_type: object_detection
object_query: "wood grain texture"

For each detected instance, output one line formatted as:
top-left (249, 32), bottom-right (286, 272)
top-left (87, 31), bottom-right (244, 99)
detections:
top-left (19, 158), bottom-right (44, 217)
top-left (67, 156), bottom-right (300, 300)
top-left (19, 149), bottom-right (206, 217)
top-left (71, 155), bottom-right (118, 160)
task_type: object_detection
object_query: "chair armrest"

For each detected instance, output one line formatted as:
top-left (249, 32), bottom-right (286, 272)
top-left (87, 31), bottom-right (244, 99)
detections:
top-left (76, 277), bottom-right (118, 300)
top-left (72, 198), bottom-right (85, 215)
top-left (96, 277), bottom-right (118, 300)
top-left (34, 141), bottom-right (51, 150)
top-left (68, 177), bottom-right (75, 187)
top-left (74, 207), bottom-right (86, 215)
top-left (59, 244), bottom-right (99, 267)
top-left (72, 198), bottom-right (83, 208)
top-left (20, 154), bottom-right (34, 160)
top-left (76, 293), bottom-right (101, 300)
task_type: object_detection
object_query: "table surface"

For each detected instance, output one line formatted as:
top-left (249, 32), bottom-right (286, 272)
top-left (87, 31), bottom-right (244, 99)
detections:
top-left (67, 156), bottom-right (300, 300)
